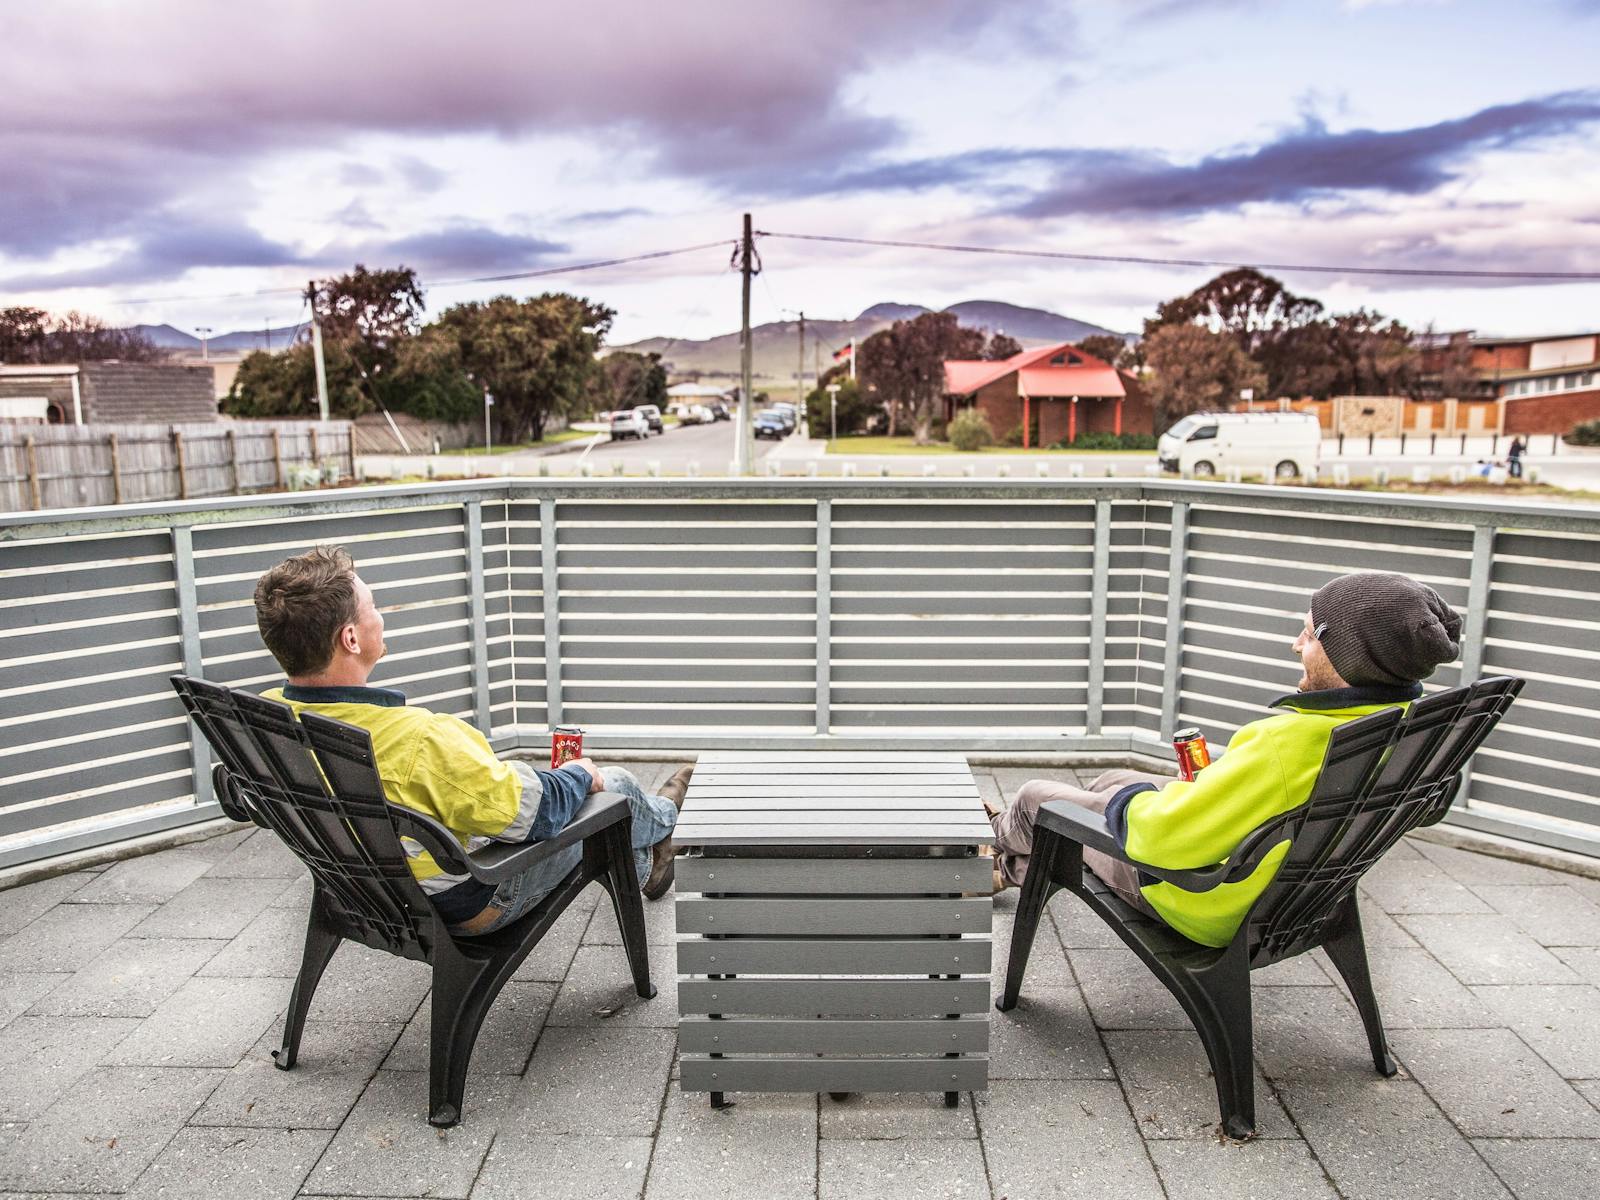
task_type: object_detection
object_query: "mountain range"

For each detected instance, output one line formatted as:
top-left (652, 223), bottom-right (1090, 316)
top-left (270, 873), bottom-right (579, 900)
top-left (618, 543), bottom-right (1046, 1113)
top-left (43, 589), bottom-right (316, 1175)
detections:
top-left (131, 322), bottom-right (309, 354)
top-left (610, 300), bottom-right (1132, 384)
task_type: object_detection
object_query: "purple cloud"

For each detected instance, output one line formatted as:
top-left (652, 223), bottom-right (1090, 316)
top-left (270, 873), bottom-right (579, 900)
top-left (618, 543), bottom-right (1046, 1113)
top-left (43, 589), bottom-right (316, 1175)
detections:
top-left (354, 225), bottom-right (567, 275)
top-left (0, 1), bottom-right (1022, 274)
top-left (1007, 91), bottom-right (1600, 218)
top-left (0, 216), bottom-right (303, 290)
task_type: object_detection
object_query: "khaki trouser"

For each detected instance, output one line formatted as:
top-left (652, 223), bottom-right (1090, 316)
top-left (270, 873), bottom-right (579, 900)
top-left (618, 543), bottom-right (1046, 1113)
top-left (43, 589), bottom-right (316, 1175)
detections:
top-left (991, 770), bottom-right (1168, 914)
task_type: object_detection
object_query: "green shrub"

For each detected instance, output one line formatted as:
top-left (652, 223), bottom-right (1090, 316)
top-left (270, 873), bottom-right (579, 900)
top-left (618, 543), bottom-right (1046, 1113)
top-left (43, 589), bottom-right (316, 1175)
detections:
top-left (1047, 431), bottom-right (1161, 451)
top-left (998, 423), bottom-right (1025, 447)
top-left (1565, 420), bottom-right (1600, 446)
top-left (947, 408), bottom-right (993, 452)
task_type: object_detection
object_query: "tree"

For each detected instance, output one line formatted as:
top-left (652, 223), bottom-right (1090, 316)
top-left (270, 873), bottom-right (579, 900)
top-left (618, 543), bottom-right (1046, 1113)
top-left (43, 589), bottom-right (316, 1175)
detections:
top-left (1144, 324), bottom-right (1266, 431)
top-left (593, 350), bottom-right (667, 413)
top-left (1147, 268), bottom-right (1327, 398)
top-left (858, 312), bottom-right (984, 443)
top-left (1323, 309), bottom-right (1418, 398)
top-left (1, 306), bottom-right (159, 363)
top-left (313, 265), bottom-right (428, 410)
top-left (226, 341), bottom-right (364, 419)
top-left (802, 378), bottom-right (875, 438)
top-left (983, 332), bottom-right (1023, 361)
top-left (426, 293), bottom-right (614, 443)
top-left (1073, 335), bottom-right (1127, 365)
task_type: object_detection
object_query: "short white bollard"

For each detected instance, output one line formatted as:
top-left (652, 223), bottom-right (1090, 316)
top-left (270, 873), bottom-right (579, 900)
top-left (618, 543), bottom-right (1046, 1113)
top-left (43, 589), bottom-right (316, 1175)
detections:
top-left (648, 460), bottom-right (661, 477)
top-left (538, 460), bottom-right (551, 477)
top-left (579, 461), bottom-right (595, 477)
top-left (806, 461), bottom-right (818, 477)
top-left (998, 464), bottom-right (1011, 477)
top-left (1225, 467), bottom-right (1242, 483)
top-left (1145, 463), bottom-right (1160, 477)
top-left (689, 461), bottom-right (702, 477)
top-left (1373, 466), bottom-right (1390, 485)
top-left (923, 463), bottom-right (937, 477)
top-left (879, 464), bottom-right (891, 477)
top-left (612, 459), bottom-right (625, 476)
top-left (842, 462), bottom-right (856, 477)
top-left (1411, 466), bottom-right (1431, 484)
top-left (1528, 466), bottom-right (1542, 484)
top-left (1068, 462), bottom-right (1084, 478)
top-left (1036, 462), bottom-right (1050, 477)
top-left (963, 464), bottom-right (976, 477)
top-left (1332, 464), bottom-right (1350, 485)
top-left (1448, 465), bottom-right (1467, 484)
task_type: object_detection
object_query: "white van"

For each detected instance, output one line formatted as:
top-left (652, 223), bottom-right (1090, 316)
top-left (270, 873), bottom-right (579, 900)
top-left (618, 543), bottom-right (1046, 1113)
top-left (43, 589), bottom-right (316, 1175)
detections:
top-left (1158, 412), bottom-right (1322, 479)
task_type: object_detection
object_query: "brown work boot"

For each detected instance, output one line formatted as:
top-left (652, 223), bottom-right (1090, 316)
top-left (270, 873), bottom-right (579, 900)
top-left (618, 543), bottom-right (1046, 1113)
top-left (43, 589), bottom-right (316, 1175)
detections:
top-left (642, 765), bottom-right (693, 900)
top-left (656, 764), bottom-right (694, 810)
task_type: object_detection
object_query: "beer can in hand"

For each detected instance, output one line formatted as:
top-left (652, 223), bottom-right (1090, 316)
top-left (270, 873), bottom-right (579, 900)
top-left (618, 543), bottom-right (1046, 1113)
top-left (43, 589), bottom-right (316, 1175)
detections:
top-left (1173, 727), bottom-right (1211, 781)
top-left (550, 726), bottom-right (584, 769)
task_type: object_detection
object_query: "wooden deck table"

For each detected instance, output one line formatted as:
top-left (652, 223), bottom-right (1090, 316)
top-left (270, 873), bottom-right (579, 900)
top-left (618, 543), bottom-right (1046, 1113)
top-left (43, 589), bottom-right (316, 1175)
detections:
top-left (671, 751), bottom-right (995, 1109)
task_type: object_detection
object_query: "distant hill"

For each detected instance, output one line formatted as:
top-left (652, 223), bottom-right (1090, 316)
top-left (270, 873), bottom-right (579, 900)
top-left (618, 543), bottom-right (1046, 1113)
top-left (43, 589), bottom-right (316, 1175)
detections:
top-left (130, 322), bottom-right (309, 354)
top-left (610, 300), bottom-right (1131, 387)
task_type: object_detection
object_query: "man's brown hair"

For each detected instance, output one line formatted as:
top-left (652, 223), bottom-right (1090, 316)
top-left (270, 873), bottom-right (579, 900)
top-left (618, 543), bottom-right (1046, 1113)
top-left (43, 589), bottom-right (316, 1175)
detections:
top-left (254, 546), bottom-right (360, 677)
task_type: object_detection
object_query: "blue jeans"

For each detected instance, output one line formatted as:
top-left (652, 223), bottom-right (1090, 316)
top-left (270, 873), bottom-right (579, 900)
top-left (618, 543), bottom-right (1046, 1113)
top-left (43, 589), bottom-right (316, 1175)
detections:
top-left (451, 766), bottom-right (678, 936)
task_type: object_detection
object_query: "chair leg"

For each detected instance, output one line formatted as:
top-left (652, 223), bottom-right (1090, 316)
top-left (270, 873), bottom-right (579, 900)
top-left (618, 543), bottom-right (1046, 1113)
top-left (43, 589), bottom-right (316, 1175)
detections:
top-left (601, 819), bottom-right (656, 1001)
top-left (995, 827), bottom-right (1068, 1012)
top-left (426, 936), bottom-right (503, 1128)
top-left (1321, 895), bottom-right (1397, 1077)
top-left (273, 895), bottom-right (341, 1071)
top-left (1164, 937), bottom-right (1257, 1140)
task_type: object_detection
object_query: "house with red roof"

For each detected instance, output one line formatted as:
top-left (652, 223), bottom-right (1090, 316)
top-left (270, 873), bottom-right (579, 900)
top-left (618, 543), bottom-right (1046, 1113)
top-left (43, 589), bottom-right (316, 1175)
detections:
top-left (943, 343), bottom-right (1152, 447)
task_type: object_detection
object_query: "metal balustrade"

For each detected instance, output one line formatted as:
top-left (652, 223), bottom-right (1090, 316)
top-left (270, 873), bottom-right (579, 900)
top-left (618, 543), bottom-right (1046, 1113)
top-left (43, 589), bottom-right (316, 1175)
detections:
top-left (2, 479), bottom-right (1597, 868)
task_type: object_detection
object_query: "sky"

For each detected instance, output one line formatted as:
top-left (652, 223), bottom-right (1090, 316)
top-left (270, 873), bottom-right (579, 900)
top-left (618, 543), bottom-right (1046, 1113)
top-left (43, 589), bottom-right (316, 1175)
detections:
top-left (3, 0), bottom-right (1599, 347)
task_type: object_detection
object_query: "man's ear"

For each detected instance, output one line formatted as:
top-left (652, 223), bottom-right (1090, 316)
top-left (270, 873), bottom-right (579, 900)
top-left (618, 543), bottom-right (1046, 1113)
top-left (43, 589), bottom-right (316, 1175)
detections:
top-left (338, 623), bottom-right (361, 655)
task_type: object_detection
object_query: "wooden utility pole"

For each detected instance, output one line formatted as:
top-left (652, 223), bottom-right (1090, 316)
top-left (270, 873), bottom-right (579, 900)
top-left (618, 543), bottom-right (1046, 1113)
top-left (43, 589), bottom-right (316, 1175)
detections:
top-left (797, 311), bottom-right (806, 420)
top-left (737, 213), bottom-right (755, 475)
top-left (308, 280), bottom-right (331, 422)
top-left (108, 433), bottom-right (123, 504)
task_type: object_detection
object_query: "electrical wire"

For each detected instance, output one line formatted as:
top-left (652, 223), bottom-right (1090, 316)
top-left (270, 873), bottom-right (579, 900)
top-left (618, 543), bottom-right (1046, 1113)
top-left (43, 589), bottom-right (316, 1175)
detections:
top-left (753, 229), bottom-right (1600, 281)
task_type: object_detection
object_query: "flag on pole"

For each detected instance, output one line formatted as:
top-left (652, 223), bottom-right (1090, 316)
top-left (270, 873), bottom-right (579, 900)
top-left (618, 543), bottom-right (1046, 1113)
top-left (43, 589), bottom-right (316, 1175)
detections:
top-left (832, 340), bottom-right (853, 362)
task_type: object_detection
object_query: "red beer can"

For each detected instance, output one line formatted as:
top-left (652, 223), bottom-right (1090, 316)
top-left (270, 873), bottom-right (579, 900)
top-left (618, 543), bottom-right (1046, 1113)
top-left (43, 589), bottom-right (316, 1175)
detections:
top-left (550, 726), bottom-right (584, 769)
top-left (1173, 727), bottom-right (1211, 781)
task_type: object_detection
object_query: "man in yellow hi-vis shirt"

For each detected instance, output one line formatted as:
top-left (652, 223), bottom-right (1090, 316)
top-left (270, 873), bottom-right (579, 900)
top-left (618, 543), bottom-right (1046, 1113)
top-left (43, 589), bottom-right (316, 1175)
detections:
top-left (253, 546), bottom-right (688, 936)
top-left (989, 572), bottom-right (1463, 948)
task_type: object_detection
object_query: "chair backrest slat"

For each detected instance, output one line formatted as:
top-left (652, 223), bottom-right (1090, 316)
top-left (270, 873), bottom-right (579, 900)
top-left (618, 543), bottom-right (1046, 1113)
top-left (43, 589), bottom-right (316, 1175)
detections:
top-left (1246, 676), bottom-right (1523, 964)
top-left (172, 675), bottom-right (435, 955)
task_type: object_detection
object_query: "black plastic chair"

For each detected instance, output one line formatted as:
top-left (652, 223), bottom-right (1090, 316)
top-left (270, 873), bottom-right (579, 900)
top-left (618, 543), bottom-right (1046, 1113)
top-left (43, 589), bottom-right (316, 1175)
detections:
top-left (997, 676), bottom-right (1522, 1138)
top-left (171, 674), bottom-right (655, 1127)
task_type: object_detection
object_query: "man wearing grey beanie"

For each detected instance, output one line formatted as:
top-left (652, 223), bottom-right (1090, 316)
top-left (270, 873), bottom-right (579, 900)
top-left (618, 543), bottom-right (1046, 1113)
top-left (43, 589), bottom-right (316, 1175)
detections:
top-left (988, 571), bottom-right (1463, 947)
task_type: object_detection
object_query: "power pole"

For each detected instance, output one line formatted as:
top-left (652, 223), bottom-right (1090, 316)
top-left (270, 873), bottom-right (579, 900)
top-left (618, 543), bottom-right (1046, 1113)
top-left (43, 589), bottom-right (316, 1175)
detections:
top-left (796, 310), bottom-right (806, 429)
top-left (737, 213), bottom-right (755, 475)
top-left (307, 280), bottom-right (331, 422)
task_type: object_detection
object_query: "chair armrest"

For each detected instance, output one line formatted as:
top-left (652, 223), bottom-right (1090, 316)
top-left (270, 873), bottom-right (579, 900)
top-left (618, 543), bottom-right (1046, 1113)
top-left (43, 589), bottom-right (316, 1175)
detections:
top-left (1036, 798), bottom-right (1234, 894)
top-left (386, 791), bottom-right (633, 887)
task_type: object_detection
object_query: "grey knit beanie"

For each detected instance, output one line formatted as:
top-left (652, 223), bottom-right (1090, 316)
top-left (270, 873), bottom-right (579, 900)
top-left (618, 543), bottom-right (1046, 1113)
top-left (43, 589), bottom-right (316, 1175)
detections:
top-left (1309, 573), bottom-right (1463, 687)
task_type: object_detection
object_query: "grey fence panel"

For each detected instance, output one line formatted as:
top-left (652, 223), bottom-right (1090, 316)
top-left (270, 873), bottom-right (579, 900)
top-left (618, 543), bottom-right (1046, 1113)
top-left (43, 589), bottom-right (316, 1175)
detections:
top-left (0, 530), bottom-right (191, 854)
top-left (553, 499), bottom-right (819, 736)
top-left (829, 498), bottom-right (1095, 734)
top-left (4, 479), bottom-right (1600, 865)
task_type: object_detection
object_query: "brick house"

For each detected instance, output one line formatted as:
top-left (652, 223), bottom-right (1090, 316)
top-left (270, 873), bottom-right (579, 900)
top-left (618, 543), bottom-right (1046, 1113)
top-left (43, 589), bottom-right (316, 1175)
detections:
top-left (0, 362), bottom-right (218, 425)
top-left (1475, 332), bottom-right (1600, 435)
top-left (943, 344), bottom-right (1152, 447)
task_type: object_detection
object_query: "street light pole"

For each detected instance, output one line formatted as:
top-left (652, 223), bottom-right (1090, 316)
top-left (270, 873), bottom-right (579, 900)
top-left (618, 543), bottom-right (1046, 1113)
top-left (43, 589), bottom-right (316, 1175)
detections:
top-left (194, 326), bottom-right (213, 361)
top-left (826, 383), bottom-right (841, 446)
top-left (484, 389), bottom-right (494, 454)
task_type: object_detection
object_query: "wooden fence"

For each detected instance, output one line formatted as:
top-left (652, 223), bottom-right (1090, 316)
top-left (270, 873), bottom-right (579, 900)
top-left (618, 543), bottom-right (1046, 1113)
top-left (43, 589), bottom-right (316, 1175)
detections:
top-left (0, 420), bottom-right (354, 512)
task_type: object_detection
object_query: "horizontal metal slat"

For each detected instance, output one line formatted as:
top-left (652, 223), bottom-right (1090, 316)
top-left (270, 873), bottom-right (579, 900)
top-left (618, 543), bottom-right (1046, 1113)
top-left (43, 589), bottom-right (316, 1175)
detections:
top-left (675, 898), bottom-right (991, 936)
top-left (678, 1017), bottom-right (989, 1055)
top-left (679, 1056), bottom-right (987, 1094)
top-left (676, 938), bottom-right (990, 975)
top-left (678, 977), bottom-right (990, 1016)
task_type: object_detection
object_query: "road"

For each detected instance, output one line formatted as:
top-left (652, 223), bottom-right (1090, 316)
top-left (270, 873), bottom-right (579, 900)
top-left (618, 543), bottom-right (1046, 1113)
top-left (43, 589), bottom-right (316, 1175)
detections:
top-left (358, 427), bottom-right (1600, 492)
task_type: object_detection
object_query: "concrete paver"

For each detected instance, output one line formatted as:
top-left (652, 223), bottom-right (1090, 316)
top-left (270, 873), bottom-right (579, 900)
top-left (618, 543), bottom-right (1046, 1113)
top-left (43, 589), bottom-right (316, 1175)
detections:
top-left (1, 804), bottom-right (1598, 1198)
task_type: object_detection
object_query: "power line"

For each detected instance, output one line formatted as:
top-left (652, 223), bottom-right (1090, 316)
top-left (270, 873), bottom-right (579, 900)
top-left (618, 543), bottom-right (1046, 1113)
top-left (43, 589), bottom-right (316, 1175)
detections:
top-left (753, 229), bottom-right (1600, 281)
top-left (83, 239), bottom-right (740, 309)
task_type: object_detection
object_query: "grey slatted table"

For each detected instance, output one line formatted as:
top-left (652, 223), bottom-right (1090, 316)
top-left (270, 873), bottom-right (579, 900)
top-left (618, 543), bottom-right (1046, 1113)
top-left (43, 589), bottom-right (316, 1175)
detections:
top-left (673, 751), bottom-right (994, 1109)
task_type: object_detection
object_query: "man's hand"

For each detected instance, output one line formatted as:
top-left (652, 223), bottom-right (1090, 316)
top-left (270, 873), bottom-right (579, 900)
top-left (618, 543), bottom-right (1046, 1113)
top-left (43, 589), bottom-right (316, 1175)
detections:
top-left (566, 757), bottom-right (604, 794)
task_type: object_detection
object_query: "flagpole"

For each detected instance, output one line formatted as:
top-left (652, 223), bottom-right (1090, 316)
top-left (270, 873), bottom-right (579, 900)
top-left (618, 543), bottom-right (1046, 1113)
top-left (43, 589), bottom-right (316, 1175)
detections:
top-left (849, 339), bottom-right (856, 382)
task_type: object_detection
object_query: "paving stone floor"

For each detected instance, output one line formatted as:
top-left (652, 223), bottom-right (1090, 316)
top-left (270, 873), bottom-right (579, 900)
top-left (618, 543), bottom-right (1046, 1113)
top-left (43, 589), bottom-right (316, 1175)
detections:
top-left (1, 761), bottom-right (1598, 1198)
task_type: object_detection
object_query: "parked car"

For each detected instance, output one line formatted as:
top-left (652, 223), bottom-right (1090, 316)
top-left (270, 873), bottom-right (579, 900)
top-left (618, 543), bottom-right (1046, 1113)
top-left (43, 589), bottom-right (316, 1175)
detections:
top-left (1157, 411), bottom-right (1322, 478)
top-left (709, 402), bottom-right (732, 422)
top-left (764, 405), bottom-right (796, 433)
top-left (753, 411), bottom-right (787, 440)
top-left (609, 410), bottom-right (650, 440)
top-left (635, 404), bottom-right (664, 435)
